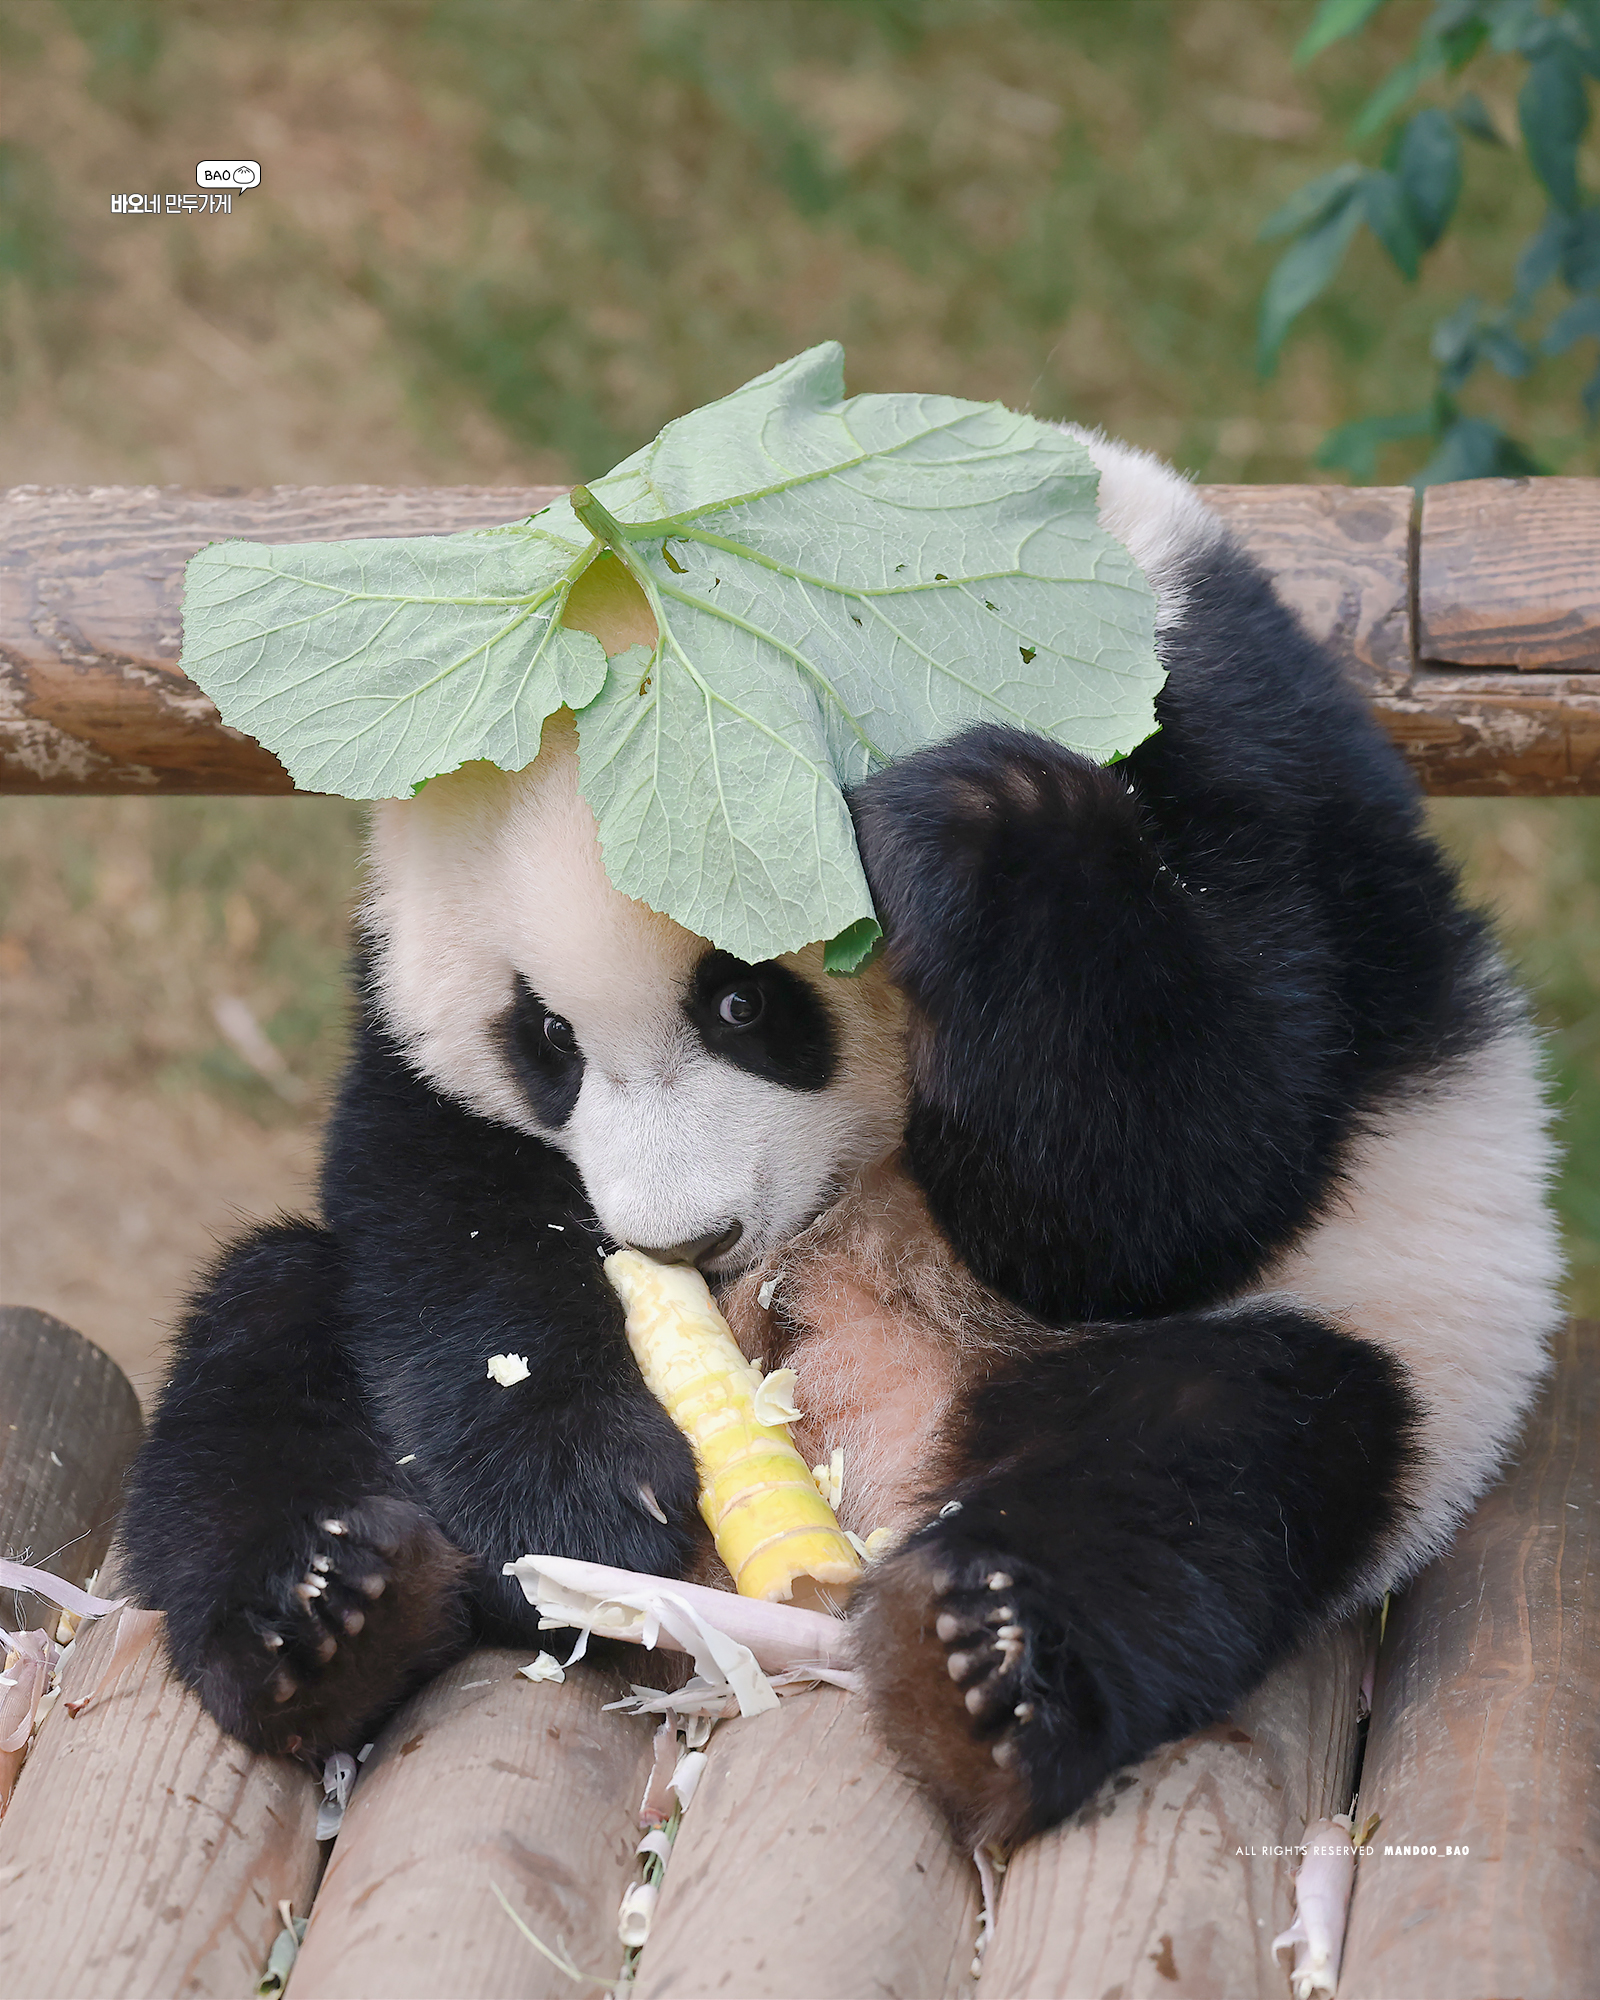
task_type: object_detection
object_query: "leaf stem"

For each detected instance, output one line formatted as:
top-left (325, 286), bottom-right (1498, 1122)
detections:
top-left (570, 484), bottom-right (636, 549)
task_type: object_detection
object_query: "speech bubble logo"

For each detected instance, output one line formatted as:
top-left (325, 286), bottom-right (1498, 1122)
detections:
top-left (196, 160), bottom-right (262, 190)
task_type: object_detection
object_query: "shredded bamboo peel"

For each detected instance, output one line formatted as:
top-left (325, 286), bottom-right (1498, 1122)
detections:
top-left (605, 1249), bottom-right (862, 1608)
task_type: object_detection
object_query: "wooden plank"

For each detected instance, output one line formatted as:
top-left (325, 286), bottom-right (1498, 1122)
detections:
top-left (1200, 483), bottom-right (1414, 691)
top-left (976, 1618), bottom-right (1367, 2000)
top-left (0, 484), bottom-right (564, 793)
top-left (0, 1596), bottom-right (324, 1998)
top-left (289, 1650), bottom-right (651, 2000)
top-left (633, 1683), bottom-right (981, 2000)
top-left (6, 481), bottom-right (1600, 796)
top-left (1375, 666), bottom-right (1600, 795)
top-left (1338, 1320), bottom-right (1600, 2000)
top-left (0, 1305), bottom-right (143, 1633)
top-left (1419, 478), bottom-right (1600, 670)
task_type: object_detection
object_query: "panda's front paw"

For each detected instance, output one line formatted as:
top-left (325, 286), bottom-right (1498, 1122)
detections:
top-left (849, 725), bottom-right (1121, 1000)
top-left (195, 1497), bottom-right (469, 1761)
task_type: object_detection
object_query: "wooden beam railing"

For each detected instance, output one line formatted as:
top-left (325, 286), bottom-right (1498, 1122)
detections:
top-left (3, 478), bottom-right (1598, 797)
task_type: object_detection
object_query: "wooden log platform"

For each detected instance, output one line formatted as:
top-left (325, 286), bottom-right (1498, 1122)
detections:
top-left (0, 1304), bottom-right (143, 1632)
top-left (978, 1619), bottom-right (1368, 2000)
top-left (2, 1314), bottom-right (1594, 1996)
top-left (1338, 1320), bottom-right (1600, 2000)
top-left (289, 1650), bottom-right (651, 2000)
top-left (634, 1682), bottom-right (980, 2000)
top-left (4, 477), bottom-right (1600, 798)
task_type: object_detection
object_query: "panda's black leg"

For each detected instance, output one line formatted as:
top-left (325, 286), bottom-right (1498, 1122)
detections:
top-left (121, 1219), bottom-right (470, 1760)
top-left (850, 1301), bottom-right (1418, 1847)
top-left (849, 723), bottom-right (1345, 1325)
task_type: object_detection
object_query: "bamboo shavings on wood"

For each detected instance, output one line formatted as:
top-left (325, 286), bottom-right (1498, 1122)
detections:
top-left (1273, 1817), bottom-right (1357, 1998)
top-left (504, 1554), bottom-right (854, 1720)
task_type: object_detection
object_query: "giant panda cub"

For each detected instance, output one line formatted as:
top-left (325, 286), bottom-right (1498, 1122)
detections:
top-left (122, 437), bottom-right (1561, 1848)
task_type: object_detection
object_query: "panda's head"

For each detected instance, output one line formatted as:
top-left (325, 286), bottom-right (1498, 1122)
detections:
top-left (362, 719), bottom-right (908, 1274)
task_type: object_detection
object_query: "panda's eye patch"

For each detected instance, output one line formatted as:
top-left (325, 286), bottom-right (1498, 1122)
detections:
top-left (543, 1012), bottom-right (579, 1056)
top-left (501, 975), bottom-right (584, 1127)
top-left (717, 986), bottom-right (764, 1028)
top-left (687, 950), bottom-right (834, 1093)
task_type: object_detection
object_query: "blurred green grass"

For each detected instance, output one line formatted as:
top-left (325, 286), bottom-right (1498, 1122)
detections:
top-left (0, 0), bottom-right (1595, 1314)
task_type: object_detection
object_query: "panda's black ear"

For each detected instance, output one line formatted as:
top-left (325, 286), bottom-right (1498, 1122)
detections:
top-left (500, 974), bottom-right (584, 1126)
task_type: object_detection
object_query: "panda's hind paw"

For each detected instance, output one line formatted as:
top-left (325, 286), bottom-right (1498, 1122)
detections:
top-left (195, 1497), bottom-right (469, 1761)
top-left (851, 1535), bottom-right (1048, 1848)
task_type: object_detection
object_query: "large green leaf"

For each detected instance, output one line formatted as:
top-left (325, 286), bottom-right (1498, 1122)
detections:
top-left (181, 520), bottom-right (611, 797)
top-left (182, 344), bottom-right (1160, 964)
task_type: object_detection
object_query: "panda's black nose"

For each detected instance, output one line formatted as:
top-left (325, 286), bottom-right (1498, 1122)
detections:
top-left (628, 1222), bottom-right (743, 1268)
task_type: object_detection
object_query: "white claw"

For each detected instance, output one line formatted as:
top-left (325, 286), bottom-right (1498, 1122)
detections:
top-left (996, 1624), bottom-right (1022, 1642)
top-left (310, 1554), bottom-right (333, 1573)
top-left (320, 1519), bottom-right (348, 1536)
top-left (1014, 1701), bottom-right (1034, 1722)
top-left (637, 1483), bottom-right (668, 1524)
top-left (987, 1572), bottom-right (1014, 1592)
top-left (262, 1632), bottom-right (284, 1651)
top-left (296, 1577), bottom-right (325, 1600)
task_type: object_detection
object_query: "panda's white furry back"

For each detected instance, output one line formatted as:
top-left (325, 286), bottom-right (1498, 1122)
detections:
top-left (120, 435), bottom-right (1561, 1848)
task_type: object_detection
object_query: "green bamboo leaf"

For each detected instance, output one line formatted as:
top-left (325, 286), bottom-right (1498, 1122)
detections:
top-left (1396, 108), bottom-right (1463, 246)
top-left (1257, 188), bottom-right (1366, 371)
top-left (1258, 162), bottom-right (1366, 241)
top-left (1520, 48), bottom-right (1590, 213)
top-left (1363, 169), bottom-right (1423, 278)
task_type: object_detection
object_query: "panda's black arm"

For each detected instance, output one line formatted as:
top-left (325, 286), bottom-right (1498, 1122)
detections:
top-left (321, 1009), bottom-right (704, 1639)
top-left (851, 535), bottom-right (1486, 1327)
top-left (850, 716), bottom-right (1349, 1323)
top-left (120, 1218), bottom-right (471, 1757)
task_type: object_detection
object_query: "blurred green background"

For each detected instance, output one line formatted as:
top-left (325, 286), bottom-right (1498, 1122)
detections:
top-left (0, 0), bottom-right (1595, 1392)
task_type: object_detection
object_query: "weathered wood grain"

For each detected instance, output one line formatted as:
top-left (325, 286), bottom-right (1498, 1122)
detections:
top-left (0, 1305), bottom-right (143, 1633)
top-left (1375, 665), bottom-right (1600, 794)
top-left (977, 1617), bottom-right (1368, 2000)
top-left (633, 1683), bottom-right (981, 2000)
top-left (1338, 1320), bottom-right (1600, 2000)
top-left (1201, 483), bottom-right (1414, 691)
top-left (290, 1649), bottom-right (650, 2000)
top-left (1419, 478), bottom-right (1600, 670)
top-left (0, 484), bottom-right (564, 793)
top-left (0, 1597), bottom-right (323, 1998)
top-left (6, 481), bottom-right (1600, 795)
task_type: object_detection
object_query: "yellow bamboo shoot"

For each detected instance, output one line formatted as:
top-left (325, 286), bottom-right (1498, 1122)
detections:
top-left (604, 1249), bottom-right (861, 1607)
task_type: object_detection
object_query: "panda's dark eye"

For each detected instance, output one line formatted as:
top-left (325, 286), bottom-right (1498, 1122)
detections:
top-left (717, 986), bottom-right (764, 1028)
top-left (543, 1013), bottom-right (578, 1057)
